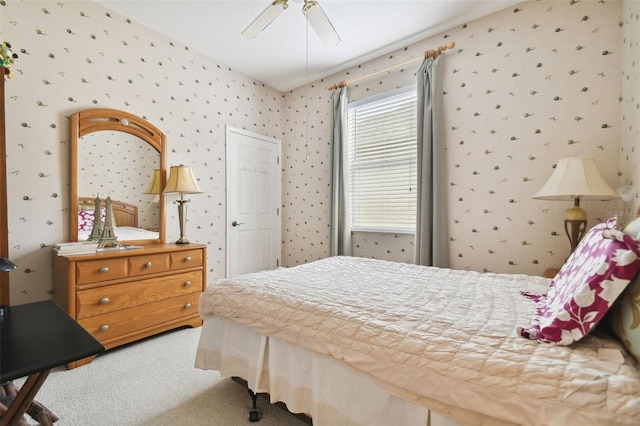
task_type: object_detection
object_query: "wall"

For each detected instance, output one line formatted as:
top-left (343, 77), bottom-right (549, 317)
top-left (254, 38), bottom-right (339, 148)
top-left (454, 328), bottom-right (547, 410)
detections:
top-left (1, 1), bottom-right (284, 304)
top-left (620, 1), bottom-right (640, 217)
top-left (1, 0), bottom-right (633, 304)
top-left (283, 0), bottom-right (625, 274)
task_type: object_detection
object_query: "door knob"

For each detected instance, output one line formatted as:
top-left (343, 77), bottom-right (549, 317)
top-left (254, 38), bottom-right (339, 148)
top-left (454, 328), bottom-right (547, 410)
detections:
top-left (232, 221), bottom-right (244, 227)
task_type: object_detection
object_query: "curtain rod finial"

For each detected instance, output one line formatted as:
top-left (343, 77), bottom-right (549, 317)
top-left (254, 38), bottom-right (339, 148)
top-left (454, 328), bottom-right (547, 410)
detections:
top-left (328, 81), bottom-right (347, 91)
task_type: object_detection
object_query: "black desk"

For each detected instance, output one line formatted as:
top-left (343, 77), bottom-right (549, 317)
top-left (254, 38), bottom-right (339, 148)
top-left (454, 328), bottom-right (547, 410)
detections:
top-left (1, 300), bottom-right (104, 425)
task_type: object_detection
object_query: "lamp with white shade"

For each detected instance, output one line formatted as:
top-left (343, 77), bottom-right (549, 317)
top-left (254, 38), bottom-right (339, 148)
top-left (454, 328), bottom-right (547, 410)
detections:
top-left (162, 165), bottom-right (202, 244)
top-left (533, 156), bottom-right (619, 254)
top-left (144, 169), bottom-right (163, 195)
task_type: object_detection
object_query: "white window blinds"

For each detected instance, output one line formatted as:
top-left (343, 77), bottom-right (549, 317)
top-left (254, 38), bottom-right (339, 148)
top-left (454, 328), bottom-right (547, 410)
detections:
top-left (347, 89), bottom-right (417, 232)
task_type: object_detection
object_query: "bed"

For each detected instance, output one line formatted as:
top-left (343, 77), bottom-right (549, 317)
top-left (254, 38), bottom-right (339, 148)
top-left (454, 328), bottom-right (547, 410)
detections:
top-left (195, 218), bottom-right (640, 425)
top-left (76, 197), bottom-right (159, 241)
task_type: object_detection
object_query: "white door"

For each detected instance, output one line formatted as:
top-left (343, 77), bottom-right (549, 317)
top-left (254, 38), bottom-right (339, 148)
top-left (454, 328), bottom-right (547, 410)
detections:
top-left (226, 126), bottom-right (281, 277)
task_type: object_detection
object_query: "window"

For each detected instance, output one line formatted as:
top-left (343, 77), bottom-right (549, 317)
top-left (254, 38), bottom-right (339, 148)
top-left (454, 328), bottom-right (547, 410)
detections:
top-left (347, 88), bottom-right (417, 233)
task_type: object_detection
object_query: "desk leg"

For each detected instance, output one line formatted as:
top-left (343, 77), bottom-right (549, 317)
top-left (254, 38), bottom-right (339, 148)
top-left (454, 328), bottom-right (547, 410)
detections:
top-left (1, 370), bottom-right (50, 426)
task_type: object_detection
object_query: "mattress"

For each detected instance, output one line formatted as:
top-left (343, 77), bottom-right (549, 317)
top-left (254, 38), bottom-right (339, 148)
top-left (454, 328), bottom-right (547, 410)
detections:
top-left (197, 256), bottom-right (640, 425)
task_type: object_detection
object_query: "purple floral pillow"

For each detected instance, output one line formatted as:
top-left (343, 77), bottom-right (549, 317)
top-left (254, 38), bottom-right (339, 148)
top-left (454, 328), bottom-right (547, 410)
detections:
top-left (77, 208), bottom-right (106, 231)
top-left (518, 217), bottom-right (640, 344)
top-left (78, 209), bottom-right (95, 231)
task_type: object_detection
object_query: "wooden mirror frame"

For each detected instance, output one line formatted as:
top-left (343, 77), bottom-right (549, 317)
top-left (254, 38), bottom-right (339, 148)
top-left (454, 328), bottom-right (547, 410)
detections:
top-left (1, 72), bottom-right (9, 305)
top-left (69, 108), bottom-right (166, 245)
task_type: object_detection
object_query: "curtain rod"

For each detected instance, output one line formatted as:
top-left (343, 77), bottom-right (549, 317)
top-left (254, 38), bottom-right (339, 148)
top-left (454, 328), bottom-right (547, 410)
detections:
top-left (327, 41), bottom-right (455, 91)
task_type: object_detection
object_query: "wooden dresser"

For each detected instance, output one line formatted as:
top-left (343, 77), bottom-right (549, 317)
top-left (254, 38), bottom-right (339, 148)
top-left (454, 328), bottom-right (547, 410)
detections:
top-left (52, 243), bottom-right (206, 368)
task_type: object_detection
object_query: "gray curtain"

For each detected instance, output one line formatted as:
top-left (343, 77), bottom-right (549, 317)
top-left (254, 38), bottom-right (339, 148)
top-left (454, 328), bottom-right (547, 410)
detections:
top-left (330, 86), bottom-right (352, 256)
top-left (414, 56), bottom-right (449, 267)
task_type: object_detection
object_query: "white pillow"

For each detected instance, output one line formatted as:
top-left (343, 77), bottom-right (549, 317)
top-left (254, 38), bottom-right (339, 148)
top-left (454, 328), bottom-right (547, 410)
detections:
top-left (608, 273), bottom-right (640, 363)
top-left (622, 217), bottom-right (640, 240)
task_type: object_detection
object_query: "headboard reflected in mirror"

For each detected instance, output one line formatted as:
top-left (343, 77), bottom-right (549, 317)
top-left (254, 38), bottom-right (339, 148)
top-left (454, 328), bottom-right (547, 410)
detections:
top-left (69, 108), bottom-right (166, 245)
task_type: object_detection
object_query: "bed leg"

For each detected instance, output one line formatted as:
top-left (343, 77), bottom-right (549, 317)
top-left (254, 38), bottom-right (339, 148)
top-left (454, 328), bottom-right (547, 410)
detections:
top-left (247, 389), bottom-right (261, 422)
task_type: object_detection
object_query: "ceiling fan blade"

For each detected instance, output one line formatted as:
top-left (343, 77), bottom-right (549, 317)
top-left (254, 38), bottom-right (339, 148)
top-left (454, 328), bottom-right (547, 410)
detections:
top-left (242, 0), bottom-right (289, 39)
top-left (303, 0), bottom-right (340, 46)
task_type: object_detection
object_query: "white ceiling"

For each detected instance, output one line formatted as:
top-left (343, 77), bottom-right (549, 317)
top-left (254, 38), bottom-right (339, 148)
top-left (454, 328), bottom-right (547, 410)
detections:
top-left (95, 0), bottom-right (519, 92)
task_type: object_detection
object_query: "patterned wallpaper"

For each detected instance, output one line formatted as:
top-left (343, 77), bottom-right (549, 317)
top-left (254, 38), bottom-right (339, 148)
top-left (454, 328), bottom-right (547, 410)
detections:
top-left (283, 0), bottom-right (627, 274)
top-left (1, 0), bottom-right (284, 304)
top-left (620, 1), bottom-right (640, 218)
top-left (1, 0), bottom-right (636, 304)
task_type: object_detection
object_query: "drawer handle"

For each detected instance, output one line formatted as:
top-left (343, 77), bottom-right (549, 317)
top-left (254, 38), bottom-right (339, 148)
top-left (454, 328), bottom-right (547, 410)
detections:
top-left (184, 281), bottom-right (192, 287)
top-left (98, 267), bottom-right (109, 273)
top-left (184, 303), bottom-right (192, 309)
top-left (99, 324), bottom-right (109, 332)
top-left (99, 297), bottom-right (110, 304)
top-left (184, 256), bottom-right (192, 262)
top-left (145, 262), bottom-right (152, 269)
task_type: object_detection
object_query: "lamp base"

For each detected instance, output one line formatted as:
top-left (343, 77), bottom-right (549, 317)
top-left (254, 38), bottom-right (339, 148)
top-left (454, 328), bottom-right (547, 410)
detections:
top-left (563, 197), bottom-right (587, 255)
top-left (174, 198), bottom-right (191, 245)
top-left (565, 205), bottom-right (587, 221)
top-left (564, 219), bottom-right (587, 254)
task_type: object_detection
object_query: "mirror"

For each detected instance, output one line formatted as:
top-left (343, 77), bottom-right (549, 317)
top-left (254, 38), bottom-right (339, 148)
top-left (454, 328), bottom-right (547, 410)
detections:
top-left (69, 108), bottom-right (166, 245)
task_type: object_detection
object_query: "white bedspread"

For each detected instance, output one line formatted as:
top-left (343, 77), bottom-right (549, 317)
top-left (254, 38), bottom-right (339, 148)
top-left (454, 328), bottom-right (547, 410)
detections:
top-left (199, 256), bottom-right (640, 425)
top-left (78, 226), bottom-right (159, 241)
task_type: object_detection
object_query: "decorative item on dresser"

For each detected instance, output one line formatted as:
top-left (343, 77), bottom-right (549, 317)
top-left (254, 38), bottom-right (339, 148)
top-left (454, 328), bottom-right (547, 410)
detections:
top-left (97, 196), bottom-right (122, 250)
top-left (162, 165), bottom-right (203, 245)
top-left (77, 197), bottom-right (146, 241)
top-left (86, 194), bottom-right (103, 242)
top-left (52, 243), bottom-right (206, 369)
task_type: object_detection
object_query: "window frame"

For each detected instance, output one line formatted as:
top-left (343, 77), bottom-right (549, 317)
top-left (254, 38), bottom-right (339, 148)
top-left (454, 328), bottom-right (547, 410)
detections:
top-left (347, 86), bottom-right (418, 234)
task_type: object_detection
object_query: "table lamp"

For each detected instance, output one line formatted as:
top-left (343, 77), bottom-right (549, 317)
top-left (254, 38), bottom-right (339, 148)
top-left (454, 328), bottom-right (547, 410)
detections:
top-left (144, 169), bottom-right (162, 195)
top-left (533, 156), bottom-right (619, 253)
top-left (163, 165), bottom-right (202, 244)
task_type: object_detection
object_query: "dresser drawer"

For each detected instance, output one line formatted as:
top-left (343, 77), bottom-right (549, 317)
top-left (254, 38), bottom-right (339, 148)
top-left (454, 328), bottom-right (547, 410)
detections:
top-left (76, 258), bottom-right (128, 285)
top-left (128, 253), bottom-right (171, 277)
top-left (170, 249), bottom-right (203, 270)
top-left (76, 270), bottom-right (202, 319)
top-left (79, 293), bottom-right (200, 342)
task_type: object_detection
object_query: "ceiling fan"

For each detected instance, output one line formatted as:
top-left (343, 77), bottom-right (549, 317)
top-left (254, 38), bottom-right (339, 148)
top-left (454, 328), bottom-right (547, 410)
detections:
top-left (242, 0), bottom-right (341, 46)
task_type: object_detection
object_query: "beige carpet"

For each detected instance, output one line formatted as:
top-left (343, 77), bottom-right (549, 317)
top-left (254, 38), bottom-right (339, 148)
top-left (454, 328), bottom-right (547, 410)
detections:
top-left (13, 327), bottom-right (310, 426)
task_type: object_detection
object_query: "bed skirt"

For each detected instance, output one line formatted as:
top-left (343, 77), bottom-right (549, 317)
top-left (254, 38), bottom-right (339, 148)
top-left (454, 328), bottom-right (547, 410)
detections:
top-left (194, 316), bottom-right (461, 426)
